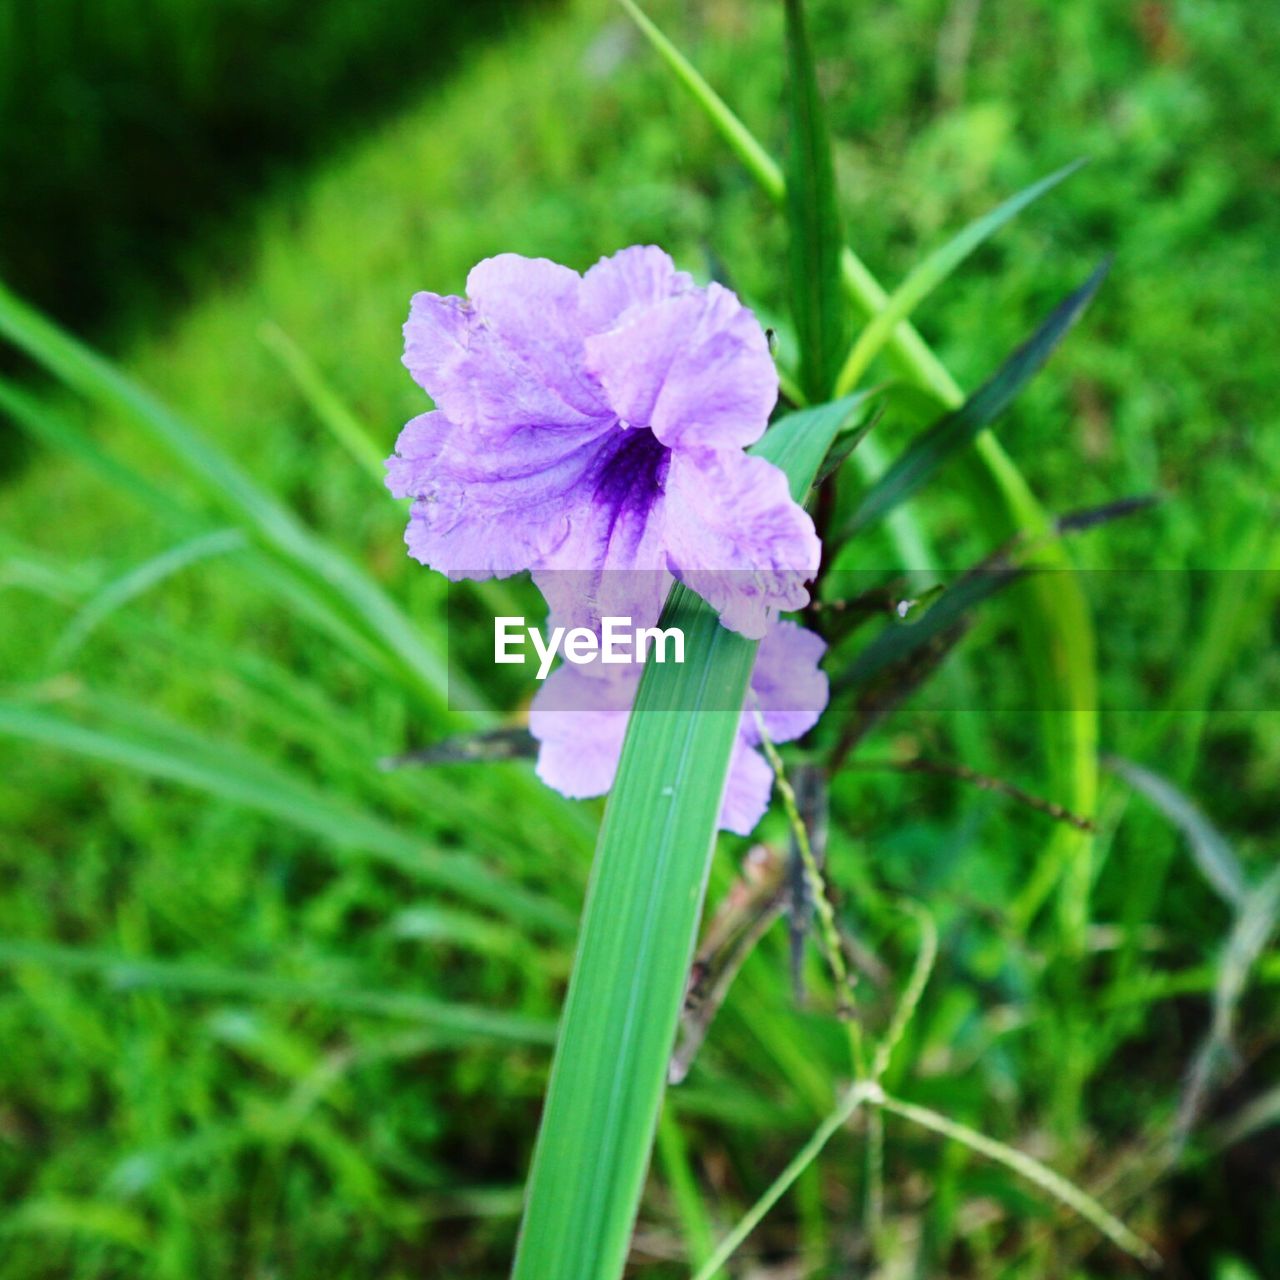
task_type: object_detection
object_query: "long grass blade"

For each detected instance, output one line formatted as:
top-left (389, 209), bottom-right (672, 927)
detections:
top-left (615, 0), bottom-right (784, 202)
top-left (1104, 756), bottom-right (1248, 908)
top-left (0, 378), bottom-right (196, 528)
top-left (831, 558), bottom-right (1022, 697)
top-left (833, 160), bottom-right (1087, 396)
top-left (50, 528), bottom-right (247, 665)
top-left (0, 939), bottom-right (555, 1044)
top-left (878, 1093), bottom-right (1161, 1267)
top-left (0, 700), bottom-right (571, 937)
top-left (838, 259), bottom-right (1111, 541)
top-left (259, 321), bottom-right (388, 484)
top-left (0, 283), bottom-right (453, 709)
top-left (782, 0), bottom-right (849, 401)
top-left (510, 400), bottom-right (856, 1280)
top-left (0, 374), bottom-right (450, 695)
top-left (1176, 866), bottom-right (1280, 1144)
top-left (621, 0), bottom-right (1101, 967)
top-left (691, 1081), bottom-right (881, 1280)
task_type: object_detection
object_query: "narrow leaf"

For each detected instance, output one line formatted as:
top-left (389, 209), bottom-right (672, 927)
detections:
top-left (511, 586), bottom-right (757, 1280)
top-left (510, 397), bottom-right (854, 1279)
top-left (1176, 866), bottom-right (1280, 1142)
top-left (616, 0), bottom-right (784, 201)
top-left (379, 726), bottom-right (537, 769)
top-left (756, 391), bottom-right (873, 486)
top-left (813, 410), bottom-right (880, 487)
top-left (51, 529), bottom-right (247, 665)
top-left (0, 939), bottom-right (554, 1044)
top-left (783, 0), bottom-right (849, 401)
top-left (618, 0), bottom-right (1101, 980)
top-left (832, 559), bottom-right (1024, 698)
top-left (0, 283), bottom-right (454, 709)
top-left (0, 378), bottom-right (197, 529)
top-left (1056, 493), bottom-right (1160, 536)
top-left (0, 700), bottom-right (571, 937)
top-left (259, 321), bottom-right (387, 484)
top-left (878, 1094), bottom-right (1161, 1267)
top-left (833, 160), bottom-right (1087, 396)
top-left (839, 258), bottom-right (1111, 540)
top-left (1105, 756), bottom-right (1248, 908)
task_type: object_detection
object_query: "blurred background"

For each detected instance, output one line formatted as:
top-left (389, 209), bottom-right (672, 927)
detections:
top-left (1, 0), bottom-right (1277, 1276)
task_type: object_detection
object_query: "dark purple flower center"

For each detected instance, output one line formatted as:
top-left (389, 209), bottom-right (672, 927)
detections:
top-left (594, 425), bottom-right (670, 521)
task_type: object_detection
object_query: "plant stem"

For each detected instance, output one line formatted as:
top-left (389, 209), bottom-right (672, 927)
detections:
top-left (690, 1081), bottom-right (882, 1280)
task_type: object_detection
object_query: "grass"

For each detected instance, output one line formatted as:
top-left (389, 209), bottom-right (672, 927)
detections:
top-left (1, 0), bottom-right (1278, 1276)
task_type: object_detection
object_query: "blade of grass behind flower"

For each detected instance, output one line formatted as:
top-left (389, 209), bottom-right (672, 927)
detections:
top-left (0, 377), bottom-right (421, 687)
top-left (0, 699), bottom-right (571, 937)
top-left (0, 378), bottom-right (196, 528)
top-left (0, 939), bottom-right (555, 1045)
top-left (0, 282), bottom-right (453, 712)
top-left (615, 0), bottom-right (784, 202)
top-left (833, 160), bottom-right (1087, 397)
top-left (50, 528), bottom-right (247, 665)
top-left (617, 0), bottom-right (992, 770)
top-left (782, 0), bottom-right (849, 401)
top-left (510, 401), bottom-right (857, 1280)
top-left (259, 320), bottom-right (388, 484)
top-left (831, 561), bottom-right (1021, 698)
top-left (1176, 865), bottom-right (1280, 1144)
top-left (1105, 757), bottom-right (1248, 908)
top-left (839, 260), bottom-right (1111, 541)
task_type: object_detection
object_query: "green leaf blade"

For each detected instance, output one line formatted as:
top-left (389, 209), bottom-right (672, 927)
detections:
top-left (839, 258), bottom-right (1111, 541)
top-left (511, 586), bottom-right (756, 1280)
top-left (783, 0), bottom-right (849, 402)
top-left (510, 396), bottom-right (856, 1280)
top-left (833, 159), bottom-right (1087, 396)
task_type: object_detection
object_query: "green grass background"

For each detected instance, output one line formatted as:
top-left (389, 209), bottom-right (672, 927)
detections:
top-left (1, 0), bottom-right (1277, 1275)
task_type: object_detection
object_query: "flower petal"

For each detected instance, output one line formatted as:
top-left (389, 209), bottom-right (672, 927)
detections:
top-left (743, 620), bottom-right (829, 746)
top-left (579, 244), bottom-right (694, 334)
top-left (663, 449), bottom-right (820, 639)
top-left (533, 427), bottom-right (674, 631)
top-left (717, 739), bottom-right (775, 836)
top-left (465, 255), bottom-right (605, 418)
top-left (386, 411), bottom-right (612, 579)
top-left (583, 282), bottom-right (776, 451)
top-left (402, 287), bottom-right (600, 434)
top-left (529, 662), bottom-right (636, 798)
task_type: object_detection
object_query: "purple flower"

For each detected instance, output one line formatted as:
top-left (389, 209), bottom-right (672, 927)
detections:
top-left (387, 246), bottom-right (820, 639)
top-left (528, 621), bottom-right (829, 835)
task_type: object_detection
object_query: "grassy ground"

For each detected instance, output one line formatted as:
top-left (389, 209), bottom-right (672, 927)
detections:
top-left (1, 0), bottom-right (1277, 1276)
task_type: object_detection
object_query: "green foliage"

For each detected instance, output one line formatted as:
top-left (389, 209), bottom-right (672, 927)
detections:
top-left (1, 0), bottom-right (1278, 1276)
top-left (840, 258), bottom-right (1110, 540)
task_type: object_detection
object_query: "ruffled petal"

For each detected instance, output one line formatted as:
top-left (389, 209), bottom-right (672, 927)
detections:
top-left (526, 620), bottom-right (824, 837)
top-left (579, 245), bottom-right (694, 334)
top-left (742, 620), bottom-right (829, 746)
top-left (530, 663), bottom-right (775, 834)
top-left (583, 282), bottom-right (776, 451)
top-left (529, 662), bottom-right (636, 798)
top-left (465, 255), bottom-right (605, 418)
top-left (663, 449), bottom-right (820, 639)
top-left (533, 426), bottom-right (674, 632)
top-left (386, 410), bottom-right (613, 579)
top-left (403, 287), bottom-right (602, 434)
top-left (717, 739), bottom-right (775, 836)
